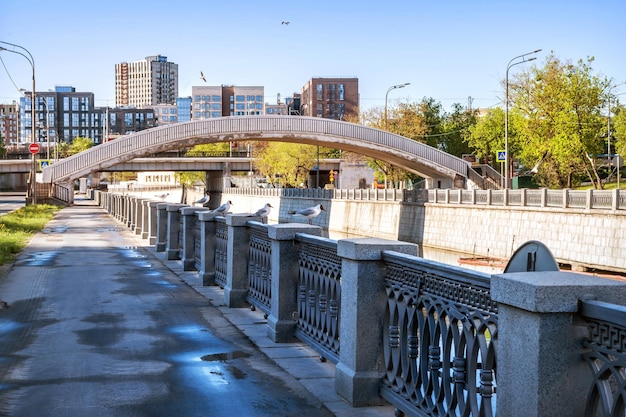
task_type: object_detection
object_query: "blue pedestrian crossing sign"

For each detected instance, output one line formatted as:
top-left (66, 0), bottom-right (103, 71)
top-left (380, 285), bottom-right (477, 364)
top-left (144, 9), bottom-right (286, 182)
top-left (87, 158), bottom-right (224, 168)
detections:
top-left (39, 160), bottom-right (50, 170)
top-left (497, 150), bottom-right (506, 162)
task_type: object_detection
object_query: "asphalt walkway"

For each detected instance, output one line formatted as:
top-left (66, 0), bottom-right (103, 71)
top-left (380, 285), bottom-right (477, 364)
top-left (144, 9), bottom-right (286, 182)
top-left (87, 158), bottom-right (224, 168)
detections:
top-left (0, 197), bottom-right (395, 416)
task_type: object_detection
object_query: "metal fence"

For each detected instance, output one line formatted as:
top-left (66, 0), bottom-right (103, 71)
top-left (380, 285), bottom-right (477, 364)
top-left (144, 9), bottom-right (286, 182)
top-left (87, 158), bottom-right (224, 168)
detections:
top-left (246, 223), bottom-right (272, 316)
top-left (214, 219), bottom-right (228, 288)
top-left (580, 298), bottom-right (626, 416)
top-left (380, 252), bottom-right (497, 417)
top-left (295, 234), bottom-right (342, 364)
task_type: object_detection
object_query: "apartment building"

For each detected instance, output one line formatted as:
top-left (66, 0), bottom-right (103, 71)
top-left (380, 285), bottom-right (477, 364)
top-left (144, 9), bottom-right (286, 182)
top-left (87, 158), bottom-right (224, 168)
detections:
top-left (191, 85), bottom-right (264, 119)
top-left (115, 55), bottom-right (178, 107)
top-left (0, 102), bottom-right (19, 147)
top-left (300, 77), bottom-right (359, 120)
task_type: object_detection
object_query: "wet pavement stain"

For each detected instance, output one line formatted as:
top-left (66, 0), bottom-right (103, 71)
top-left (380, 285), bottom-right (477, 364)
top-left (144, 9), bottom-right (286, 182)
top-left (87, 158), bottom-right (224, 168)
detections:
top-left (200, 351), bottom-right (251, 362)
top-left (75, 326), bottom-right (125, 347)
top-left (14, 251), bottom-right (58, 266)
top-left (82, 312), bottom-right (124, 325)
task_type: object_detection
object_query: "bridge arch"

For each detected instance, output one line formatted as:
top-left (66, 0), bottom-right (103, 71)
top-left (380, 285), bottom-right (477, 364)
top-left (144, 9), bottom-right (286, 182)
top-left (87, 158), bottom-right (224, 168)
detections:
top-left (42, 116), bottom-right (472, 186)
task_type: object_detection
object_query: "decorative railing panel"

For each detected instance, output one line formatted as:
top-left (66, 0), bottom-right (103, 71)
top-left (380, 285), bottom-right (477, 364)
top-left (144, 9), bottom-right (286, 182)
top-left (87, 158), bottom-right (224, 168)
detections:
top-left (580, 298), bottom-right (626, 417)
top-left (246, 223), bottom-right (272, 316)
top-left (295, 234), bottom-right (341, 363)
top-left (194, 220), bottom-right (202, 271)
top-left (381, 252), bottom-right (497, 417)
top-left (214, 219), bottom-right (228, 288)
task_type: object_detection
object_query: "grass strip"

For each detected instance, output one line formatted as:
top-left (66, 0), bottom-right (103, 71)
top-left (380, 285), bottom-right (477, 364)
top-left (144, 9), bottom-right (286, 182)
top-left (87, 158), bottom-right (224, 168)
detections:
top-left (0, 204), bottom-right (61, 265)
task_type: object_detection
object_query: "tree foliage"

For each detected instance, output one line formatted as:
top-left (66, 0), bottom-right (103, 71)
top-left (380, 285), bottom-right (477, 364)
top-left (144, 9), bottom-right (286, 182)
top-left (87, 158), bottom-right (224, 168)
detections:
top-left (359, 98), bottom-right (477, 187)
top-left (253, 142), bottom-right (318, 187)
top-left (57, 137), bottom-right (94, 158)
top-left (507, 54), bottom-right (609, 188)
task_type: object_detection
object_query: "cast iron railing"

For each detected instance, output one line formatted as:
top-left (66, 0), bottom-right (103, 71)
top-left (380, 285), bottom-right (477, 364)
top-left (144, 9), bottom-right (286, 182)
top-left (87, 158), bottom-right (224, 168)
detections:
top-left (295, 234), bottom-right (341, 363)
top-left (214, 219), bottom-right (228, 288)
top-left (381, 252), bottom-right (497, 417)
top-left (580, 298), bottom-right (626, 416)
top-left (246, 223), bottom-right (272, 316)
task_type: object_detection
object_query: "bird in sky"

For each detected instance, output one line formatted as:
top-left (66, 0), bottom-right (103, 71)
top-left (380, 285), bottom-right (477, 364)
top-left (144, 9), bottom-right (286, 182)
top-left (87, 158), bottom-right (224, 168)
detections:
top-left (194, 192), bottom-right (210, 207)
top-left (281, 21), bottom-right (290, 25)
top-left (212, 200), bottom-right (232, 215)
top-left (155, 193), bottom-right (169, 201)
top-left (249, 203), bottom-right (273, 218)
top-left (200, 71), bottom-right (206, 82)
top-left (288, 204), bottom-right (325, 224)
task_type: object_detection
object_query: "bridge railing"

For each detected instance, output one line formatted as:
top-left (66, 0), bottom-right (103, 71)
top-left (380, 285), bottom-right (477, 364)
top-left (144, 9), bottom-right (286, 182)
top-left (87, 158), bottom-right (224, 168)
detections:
top-left (43, 116), bottom-right (471, 184)
top-left (98, 190), bottom-right (626, 417)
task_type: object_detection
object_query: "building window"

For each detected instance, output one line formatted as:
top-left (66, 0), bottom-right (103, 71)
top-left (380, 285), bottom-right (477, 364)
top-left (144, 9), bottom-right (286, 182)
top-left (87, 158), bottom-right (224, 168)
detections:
top-left (316, 103), bottom-right (323, 117)
top-left (72, 97), bottom-right (79, 111)
top-left (256, 95), bottom-right (263, 102)
top-left (339, 84), bottom-right (345, 100)
top-left (236, 103), bottom-right (245, 110)
top-left (212, 112), bottom-right (221, 118)
top-left (212, 95), bottom-right (221, 101)
top-left (211, 103), bottom-right (220, 110)
top-left (235, 95), bottom-right (244, 102)
top-left (316, 84), bottom-right (323, 100)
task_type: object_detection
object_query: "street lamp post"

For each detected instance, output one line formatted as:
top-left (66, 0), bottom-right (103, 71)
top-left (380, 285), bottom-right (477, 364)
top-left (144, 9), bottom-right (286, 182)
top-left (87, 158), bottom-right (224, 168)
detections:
top-left (505, 49), bottom-right (541, 189)
top-left (0, 41), bottom-right (37, 204)
top-left (607, 82), bottom-right (626, 189)
top-left (384, 83), bottom-right (410, 129)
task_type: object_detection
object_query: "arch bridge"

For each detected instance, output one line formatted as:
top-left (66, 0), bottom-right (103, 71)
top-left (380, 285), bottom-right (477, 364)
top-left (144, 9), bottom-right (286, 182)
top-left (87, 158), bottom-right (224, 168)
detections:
top-left (42, 116), bottom-right (485, 190)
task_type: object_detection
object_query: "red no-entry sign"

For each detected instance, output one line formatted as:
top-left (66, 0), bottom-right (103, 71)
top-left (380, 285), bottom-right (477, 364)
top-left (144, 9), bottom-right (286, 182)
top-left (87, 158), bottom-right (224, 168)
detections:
top-left (28, 143), bottom-right (40, 154)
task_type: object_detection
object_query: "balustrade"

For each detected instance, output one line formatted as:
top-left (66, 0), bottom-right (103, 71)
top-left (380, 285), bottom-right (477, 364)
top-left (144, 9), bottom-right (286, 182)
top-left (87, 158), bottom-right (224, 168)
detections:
top-left (98, 190), bottom-right (626, 417)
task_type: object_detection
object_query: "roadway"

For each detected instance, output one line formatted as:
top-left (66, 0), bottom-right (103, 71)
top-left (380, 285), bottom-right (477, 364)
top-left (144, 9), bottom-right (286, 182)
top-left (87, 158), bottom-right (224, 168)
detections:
top-left (0, 192), bottom-right (26, 215)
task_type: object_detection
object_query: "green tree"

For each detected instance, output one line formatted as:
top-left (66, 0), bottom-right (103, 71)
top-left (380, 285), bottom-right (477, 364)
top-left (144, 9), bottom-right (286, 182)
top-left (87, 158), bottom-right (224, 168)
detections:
top-left (466, 107), bottom-right (505, 166)
top-left (511, 54), bottom-right (608, 188)
top-left (254, 142), bottom-right (317, 187)
top-left (614, 104), bottom-right (626, 162)
top-left (441, 103), bottom-right (478, 157)
top-left (68, 137), bottom-right (95, 156)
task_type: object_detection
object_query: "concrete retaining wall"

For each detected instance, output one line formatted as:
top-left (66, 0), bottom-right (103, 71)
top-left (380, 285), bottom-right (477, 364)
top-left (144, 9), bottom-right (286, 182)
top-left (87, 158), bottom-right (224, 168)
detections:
top-left (215, 191), bottom-right (626, 273)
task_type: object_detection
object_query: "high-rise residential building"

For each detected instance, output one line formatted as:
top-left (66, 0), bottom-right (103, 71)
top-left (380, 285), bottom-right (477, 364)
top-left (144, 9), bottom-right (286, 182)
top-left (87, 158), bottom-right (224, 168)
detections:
top-left (16, 86), bottom-right (156, 146)
top-left (176, 97), bottom-right (192, 123)
top-left (300, 77), bottom-right (359, 120)
top-left (191, 85), bottom-right (265, 119)
top-left (115, 55), bottom-right (178, 107)
top-left (0, 101), bottom-right (19, 147)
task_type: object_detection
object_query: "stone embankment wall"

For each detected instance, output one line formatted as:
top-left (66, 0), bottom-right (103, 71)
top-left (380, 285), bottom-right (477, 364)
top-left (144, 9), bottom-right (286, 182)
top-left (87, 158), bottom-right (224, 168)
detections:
top-left (212, 191), bottom-right (626, 274)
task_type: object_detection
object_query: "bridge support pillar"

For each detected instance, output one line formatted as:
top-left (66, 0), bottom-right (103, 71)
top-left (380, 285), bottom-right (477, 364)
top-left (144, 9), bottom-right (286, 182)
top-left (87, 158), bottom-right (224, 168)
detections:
top-left (266, 224), bottom-right (322, 343)
top-left (334, 238), bottom-right (418, 407)
top-left (491, 271), bottom-right (626, 417)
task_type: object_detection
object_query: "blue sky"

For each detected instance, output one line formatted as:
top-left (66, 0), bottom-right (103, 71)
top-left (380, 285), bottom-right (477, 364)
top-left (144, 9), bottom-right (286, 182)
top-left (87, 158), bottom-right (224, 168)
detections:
top-left (1, 0), bottom-right (625, 112)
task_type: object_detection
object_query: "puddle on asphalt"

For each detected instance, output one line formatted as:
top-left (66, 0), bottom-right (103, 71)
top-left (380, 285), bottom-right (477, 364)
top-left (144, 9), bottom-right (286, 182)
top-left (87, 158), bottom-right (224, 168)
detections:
top-left (0, 319), bottom-right (23, 335)
top-left (43, 226), bottom-right (68, 234)
top-left (96, 227), bottom-right (123, 233)
top-left (200, 351), bottom-right (251, 362)
top-left (14, 251), bottom-right (57, 266)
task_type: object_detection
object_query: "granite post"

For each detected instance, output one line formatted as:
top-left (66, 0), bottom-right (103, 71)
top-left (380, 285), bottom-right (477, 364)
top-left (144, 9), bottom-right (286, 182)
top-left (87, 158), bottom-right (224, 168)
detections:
top-left (491, 271), bottom-right (626, 417)
top-left (266, 224), bottom-right (322, 343)
top-left (335, 238), bottom-right (418, 407)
